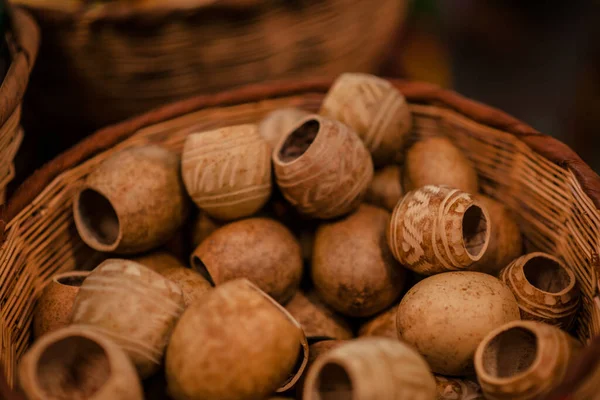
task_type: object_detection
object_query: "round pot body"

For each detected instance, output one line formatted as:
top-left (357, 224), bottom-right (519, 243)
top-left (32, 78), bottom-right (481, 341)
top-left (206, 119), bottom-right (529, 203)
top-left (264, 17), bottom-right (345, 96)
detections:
top-left (358, 305), bottom-right (398, 340)
top-left (258, 107), bottom-right (310, 150)
top-left (365, 164), bottom-right (404, 212)
top-left (73, 145), bottom-right (189, 254)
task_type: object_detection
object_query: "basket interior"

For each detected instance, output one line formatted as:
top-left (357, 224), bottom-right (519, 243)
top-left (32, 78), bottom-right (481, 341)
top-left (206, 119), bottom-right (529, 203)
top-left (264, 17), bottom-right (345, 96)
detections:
top-left (1, 91), bottom-right (599, 387)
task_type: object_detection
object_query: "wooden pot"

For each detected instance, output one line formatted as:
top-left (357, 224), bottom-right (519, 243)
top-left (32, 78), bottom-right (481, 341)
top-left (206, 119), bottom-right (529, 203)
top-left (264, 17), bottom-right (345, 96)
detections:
top-left (403, 136), bottom-right (479, 193)
top-left (181, 124), bottom-right (272, 221)
top-left (165, 279), bottom-right (308, 400)
top-left (499, 252), bottom-right (580, 329)
top-left (71, 259), bottom-right (185, 378)
top-left (296, 340), bottom-right (347, 399)
top-left (474, 320), bottom-right (581, 400)
top-left (313, 204), bottom-right (406, 317)
top-left (272, 115), bottom-right (373, 219)
top-left (303, 337), bottom-right (436, 400)
top-left (19, 325), bottom-right (143, 400)
top-left (73, 145), bottom-right (189, 254)
top-left (388, 185), bottom-right (491, 275)
top-left (320, 73), bottom-right (412, 166)
top-left (434, 376), bottom-right (483, 400)
top-left (365, 165), bottom-right (404, 212)
top-left (133, 251), bottom-right (212, 307)
top-left (191, 217), bottom-right (303, 304)
top-left (258, 107), bottom-right (310, 150)
top-left (33, 270), bottom-right (89, 339)
top-left (358, 305), bottom-right (398, 339)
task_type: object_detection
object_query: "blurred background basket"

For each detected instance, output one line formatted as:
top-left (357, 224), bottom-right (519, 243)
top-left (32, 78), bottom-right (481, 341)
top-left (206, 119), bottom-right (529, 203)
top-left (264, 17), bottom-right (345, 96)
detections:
top-left (1, 78), bottom-right (600, 398)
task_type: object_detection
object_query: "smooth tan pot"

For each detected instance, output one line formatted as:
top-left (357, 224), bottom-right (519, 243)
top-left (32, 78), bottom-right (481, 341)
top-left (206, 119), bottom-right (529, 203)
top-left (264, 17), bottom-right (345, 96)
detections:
top-left (320, 73), bottom-right (412, 166)
top-left (499, 252), bottom-right (580, 329)
top-left (434, 376), bottom-right (483, 400)
top-left (191, 217), bottom-right (303, 304)
top-left (182, 124), bottom-right (272, 221)
top-left (258, 107), bottom-right (310, 150)
top-left (285, 291), bottom-right (353, 342)
top-left (358, 305), bottom-right (398, 339)
top-left (388, 185), bottom-right (491, 275)
top-left (272, 115), bottom-right (374, 219)
top-left (303, 337), bottom-right (436, 400)
top-left (165, 279), bottom-right (309, 400)
top-left (133, 251), bottom-right (212, 306)
top-left (403, 136), bottom-right (479, 193)
top-left (33, 270), bottom-right (90, 339)
top-left (313, 204), bottom-right (406, 317)
top-left (71, 259), bottom-right (185, 378)
top-left (365, 165), bottom-right (404, 212)
top-left (474, 320), bottom-right (581, 400)
top-left (73, 145), bottom-right (189, 254)
top-left (18, 325), bottom-right (143, 400)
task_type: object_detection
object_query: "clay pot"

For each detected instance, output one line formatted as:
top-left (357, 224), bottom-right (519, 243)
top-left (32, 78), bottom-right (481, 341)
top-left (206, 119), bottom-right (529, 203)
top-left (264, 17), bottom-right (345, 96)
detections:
top-left (499, 252), bottom-right (580, 329)
top-left (73, 145), bottom-right (189, 254)
top-left (33, 270), bottom-right (90, 339)
top-left (296, 340), bottom-right (347, 399)
top-left (258, 107), bottom-right (310, 150)
top-left (397, 271), bottom-right (521, 376)
top-left (191, 211), bottom-right (222, 248)
top-left (320, 73), bottom-right (412, 166)
top-left (313, 204), bottom-right (406, 317)
top-left (272, 115), bottom-right (374, 219)
top-left (181, 124), bottom-right (272, 221)
top-left (388, 185), bottom-right (491, 275)
top-left (284, 291), bottom-right (353, 342)
top-left (303, 337), bottom-right (436, 400)
top-left (358, 305), bottom-right (398, 339)
top-left (19, 325), bottom-right (143, 400)
top-left (191, 217), bottom-right (303, 304)
top-left (434, 376), bottom-right (483, 400)
top-left (470, 194), bottom-right (522, 275)
top-left (71, 259), bottom-right (185, 378)
top-left (403, 136), bottom-right (478, 193)
top-left (474, 320), bottom-right (581, 400)
top-left (165, 279), bottom-right (309, 400)
top-left (365, 165), bottom-right (404, 212)
top-left (133, 251), bottom-right (212, 306)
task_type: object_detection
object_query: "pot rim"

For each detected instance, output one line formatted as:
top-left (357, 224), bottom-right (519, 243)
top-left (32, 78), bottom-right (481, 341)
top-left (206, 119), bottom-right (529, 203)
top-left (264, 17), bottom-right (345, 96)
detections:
top-left (461, 199), bottom-right (491, 263)
top-left (517, 252), bottom-right (578, 297)
top-left (272, 114), bottom-right (329, 168)
top-left (52, 270), bottom-right (91, 286)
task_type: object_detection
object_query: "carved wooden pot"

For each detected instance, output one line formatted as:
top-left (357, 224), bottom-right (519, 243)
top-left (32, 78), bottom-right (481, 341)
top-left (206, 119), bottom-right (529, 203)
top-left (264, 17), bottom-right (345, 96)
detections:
top-left (191, 217), bottom-right (302, 304)
top-left (358, 305), bottom-right (398, 339)
top-left (33, 270), bottom-right (89, 339)
top-left (434, 376), bottom-right (483, 400)
top-left (313, 204), bottom-right (406, 317)
top-left (182, 124), bottom-right (272, 221)
top-left (272, 115), bottom-right (373, 219)
top-left (258, 107), bottom-right (310, 150)
top-left (19, 325), bottom-right (143, 400)
top-left (73, 145), bottom-right (189, 254)
top-left (320, 73), bottom-right (412, 166)
top-left (71, 259), bottom-right (185, 378)
top-left (499, 252), bottom-right (580, 329)
top-left (303, 337), bottom-right (436, 400)
top-left (474, 320), bottom-right (581, 400)
top-left (388, 185), bottom-right (491, 275)
top-left (165, 279), bottom-right (309, 400)
top-left (365, 165), bottom-right (404, 212)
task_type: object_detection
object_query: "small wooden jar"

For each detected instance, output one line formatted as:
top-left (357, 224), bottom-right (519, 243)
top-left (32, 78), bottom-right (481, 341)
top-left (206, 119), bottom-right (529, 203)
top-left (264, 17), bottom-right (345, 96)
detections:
top-left (320, 73), bottom-right (412, 166)
top-left (33, 270), bottom-right (89, 339)
top-left (313, 204), bottom-right (406, 317)
top-left (388, 185), bottom-right (491, 275)
top-left (71, 259), bottom-right (185, 378)
top-left (435, 376), bottom-right (483, 400)
top-left (474, 320), bottom-right (581, 400)
top-left (73, 145), bottom-right (189, 254)
top-left (19, 325), bottom-right (143, 400)
top-left (358, 305), bottom-right (398, 340)
top-left (403, 136), bottom-right (479, 193)
top-left (191, 217), bottom-right (303, 304)
top-left (303, 337), bottom-right (436, 400)
top-left (499, 252), bottom-right (580, 329)
top-left (272, 115), bottom-right (374, 219)
top-left (365, 165), bottom-right (404, 212)
top-left (258, 107), bottom-right (310, 150)
top-left (182, 124), bottom-right (272, 221)
top-left (165, 279), bottom-right (308, 400)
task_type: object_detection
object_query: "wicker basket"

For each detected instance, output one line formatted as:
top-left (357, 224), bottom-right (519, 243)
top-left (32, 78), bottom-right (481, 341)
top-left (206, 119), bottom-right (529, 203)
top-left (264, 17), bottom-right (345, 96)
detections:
top-left (0, 9), bottom-right (38, 205)
top-left (13, 0), bottom-right (406, 131)
top-left (1, 78), bottom-right (600, 399)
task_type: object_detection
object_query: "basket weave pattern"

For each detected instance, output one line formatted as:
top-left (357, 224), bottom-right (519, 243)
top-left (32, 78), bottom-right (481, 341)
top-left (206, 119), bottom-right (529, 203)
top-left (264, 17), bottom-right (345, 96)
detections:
top-left (1, 79), bottom-right (599, 394)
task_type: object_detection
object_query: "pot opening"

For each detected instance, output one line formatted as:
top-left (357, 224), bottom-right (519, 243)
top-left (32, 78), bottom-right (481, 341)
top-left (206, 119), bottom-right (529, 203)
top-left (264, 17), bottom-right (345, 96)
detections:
top-left (482, 327), bottom-right (538, 379)
top-left (191, 256), bottom-right (215, 286)
top-left (313, 361), bottom-right (353, 400)
top-left (36, 335), bottom-right (111, 398)
top-left (77, 189), bottom-right (120, 247)
top-left (278, 119), bottom-right (319, 163)
top-left (523, 256), bottom-right (571, 293)
top-left (56, 275), bottom-right (87, 287)
top-left (462, 204), bottom-right (488, 258)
